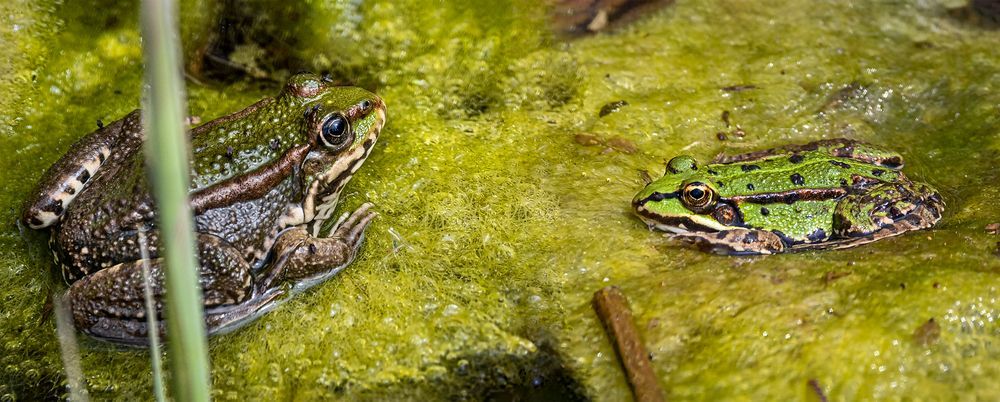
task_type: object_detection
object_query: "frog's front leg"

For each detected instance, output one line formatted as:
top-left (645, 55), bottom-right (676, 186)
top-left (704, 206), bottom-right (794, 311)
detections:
top-left (673, 228), bottom-right (786, 255)
top-left (205, 203), bottom-right (375, 335)
top-left (69, 232), bottom-right (255, 344)
top-left (258, 203), bottom-right (376, 291)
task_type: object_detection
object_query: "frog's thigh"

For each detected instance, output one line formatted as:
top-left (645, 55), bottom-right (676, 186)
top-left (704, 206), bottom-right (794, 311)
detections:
top-left (675, 228), bottom-right (785, 255)
top-left (23, 111), bottom-right (144, 229)
top-left (69, 233), bottom-right (251, 343)
top-left (52, 226), bottom-right (159, 281)
top-left (849, 199), bottom-right (942, 241)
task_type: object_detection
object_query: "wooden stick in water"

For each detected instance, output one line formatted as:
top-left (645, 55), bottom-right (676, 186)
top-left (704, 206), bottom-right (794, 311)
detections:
top-left (593, 286), bottom-right (666, 402)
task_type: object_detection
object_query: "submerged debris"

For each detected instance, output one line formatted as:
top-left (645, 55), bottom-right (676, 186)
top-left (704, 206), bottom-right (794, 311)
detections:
top-left (599, 99), bottom-right (630, 117)
top-left (913, 318), bottom-right (941, 346)
top-left (948, 0), bottom-right (1000, 28)
top-left (716, 126), bottom-right (747, 141)
top-left (593, 286), bottom-right (665, 402)
top-left (574, 132), bottom-right (638, 154)
top-left (605, 136), bottom-right (638, 154)
top-left (807, 379), bottom-right (828, 402)
top-left (574, 133), bottom-right (603, 146)
top-left (721, 84), bottom-right (757, 92)
top-left (549, 0), bottom-right (677, 36)
top-left (822, 271), bottom-right (852, 285)
top-left (972, 0), bottom-right (1000, 21)
top-left (639, 170), bottom-right (653, 185)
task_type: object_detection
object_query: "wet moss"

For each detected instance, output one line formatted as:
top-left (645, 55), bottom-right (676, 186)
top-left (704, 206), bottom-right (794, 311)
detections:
top-left (2, 0), bottom-right (1000, 400)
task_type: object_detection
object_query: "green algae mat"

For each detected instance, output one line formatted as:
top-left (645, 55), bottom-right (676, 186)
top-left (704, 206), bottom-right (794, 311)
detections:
top-left (3, 0), bottom-right (1000, 400)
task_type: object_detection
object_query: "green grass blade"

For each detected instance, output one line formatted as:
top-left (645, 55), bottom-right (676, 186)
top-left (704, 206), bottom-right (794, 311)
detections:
top-left (53, 294), bottom-right (90, 402)
top-left (138, 229), bottom-right (166, 402)
top-left (139, 0), bottom-right (211, 400)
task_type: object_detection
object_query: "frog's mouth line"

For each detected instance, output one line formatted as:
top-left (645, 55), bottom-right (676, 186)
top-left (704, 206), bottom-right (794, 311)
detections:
top-left (633, 206), bottom-right (727, 234)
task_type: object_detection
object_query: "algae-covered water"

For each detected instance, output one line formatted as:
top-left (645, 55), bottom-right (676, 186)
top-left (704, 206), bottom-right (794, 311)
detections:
top-left (2, 0), bottom-right (1000, 400)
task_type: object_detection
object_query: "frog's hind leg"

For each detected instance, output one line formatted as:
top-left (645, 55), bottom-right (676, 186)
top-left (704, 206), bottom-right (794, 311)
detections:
top-left (23, 110), bottom-right (144, 229)
top-left (833, 182), bottom-right (944, 240)
top-left (69, 233), bottom-right (253, 345)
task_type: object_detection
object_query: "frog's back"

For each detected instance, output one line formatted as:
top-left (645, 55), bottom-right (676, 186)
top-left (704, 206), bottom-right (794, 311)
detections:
top-left (706, 145), bottom-right (907, 200)
top-left (711, 138), bottom-right (904, 167)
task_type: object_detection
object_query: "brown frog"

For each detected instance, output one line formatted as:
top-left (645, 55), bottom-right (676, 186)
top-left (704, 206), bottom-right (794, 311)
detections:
top-left (23, 73), bottom-right (385, 344)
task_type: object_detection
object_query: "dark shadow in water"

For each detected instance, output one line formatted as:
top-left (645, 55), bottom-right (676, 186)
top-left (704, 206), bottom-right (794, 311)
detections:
top-left (449, 342), bottom-right (590, 402)
top-left (948, 0), bottom-right (1000, 29)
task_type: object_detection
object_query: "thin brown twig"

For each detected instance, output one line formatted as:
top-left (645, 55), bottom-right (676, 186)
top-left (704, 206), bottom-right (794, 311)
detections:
top-left (593, 286), bottom-right (665, 402)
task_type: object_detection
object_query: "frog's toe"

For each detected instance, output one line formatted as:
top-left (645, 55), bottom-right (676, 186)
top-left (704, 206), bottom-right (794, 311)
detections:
top-left (332, 203), bottom-right (376, 246)
top-left (261, 206), bottom-right (375, 291)
top-left (330, 211), bottom-right (351, 233)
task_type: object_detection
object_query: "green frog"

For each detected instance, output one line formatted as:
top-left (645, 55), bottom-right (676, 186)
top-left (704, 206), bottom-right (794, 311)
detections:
top-left (22, 73), bottom-right (385, 344)
top-left (632, 139), bottom-right (943, 255)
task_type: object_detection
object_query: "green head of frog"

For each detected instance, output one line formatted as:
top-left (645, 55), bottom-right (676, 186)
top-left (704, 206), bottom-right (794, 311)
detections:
top-left (279, 75), bottom-right (386, 223)
top-left (633, 155), bottom-right (732, 233)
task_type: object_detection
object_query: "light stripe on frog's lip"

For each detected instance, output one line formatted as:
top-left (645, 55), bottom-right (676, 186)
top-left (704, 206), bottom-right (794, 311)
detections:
top-left (633, 205), bottom-right (728, 233)
top-left (25, 145), bottom-right (112, 229)
top-left (307, 106), bottom-right (385, 236)
top-left (633, 191), bottom-right (728, 232)
top-left (318, 107), bottom-right (384, 196)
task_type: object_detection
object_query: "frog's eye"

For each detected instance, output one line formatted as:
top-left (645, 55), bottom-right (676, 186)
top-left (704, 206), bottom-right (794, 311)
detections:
top-left (319, 113), bottom-right (351, 150)
top-left (681, 181), bottom-right (717, 212)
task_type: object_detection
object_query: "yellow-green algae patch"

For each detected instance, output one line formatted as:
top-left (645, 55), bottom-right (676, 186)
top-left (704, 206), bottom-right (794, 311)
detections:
top-left (0, 1), bottom-right (79, 398)
top-left (2, 0), bottom-right (1000, 400)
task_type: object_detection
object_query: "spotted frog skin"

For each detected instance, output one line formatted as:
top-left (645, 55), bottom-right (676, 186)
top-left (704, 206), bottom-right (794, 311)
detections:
top-left (22, 73), bottom-right (385, 344)
top-left (632, 139), bottom-right (944, 255)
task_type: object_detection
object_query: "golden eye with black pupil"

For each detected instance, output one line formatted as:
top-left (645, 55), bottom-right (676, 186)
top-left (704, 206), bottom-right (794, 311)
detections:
top-left (681, 181), bottom-right (716, 212)
top-left (319, 113), bottom-right (351, 150)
